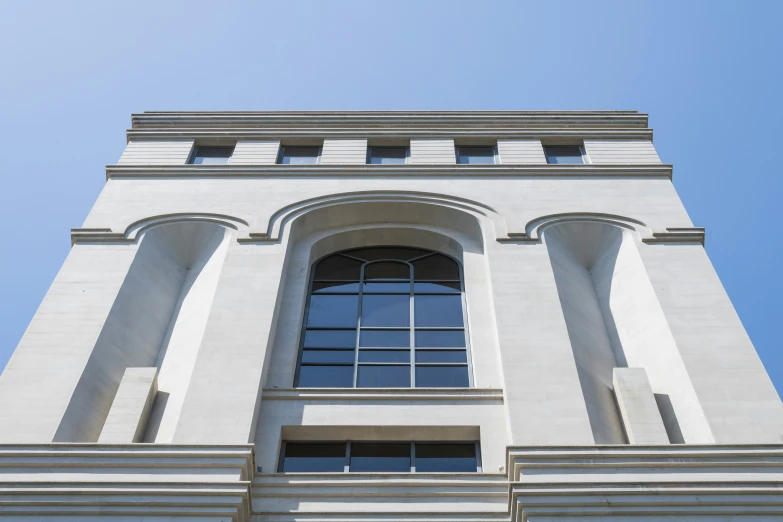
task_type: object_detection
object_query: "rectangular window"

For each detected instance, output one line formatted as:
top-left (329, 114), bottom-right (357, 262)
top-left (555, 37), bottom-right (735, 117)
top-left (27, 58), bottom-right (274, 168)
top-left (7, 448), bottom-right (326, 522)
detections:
top-left (456, 146), bottom-right (495, 165)
top-left (279, 441), bottom-right (480, 473)
top-left (544, 145), bottom-right (584, 164)
top-left (368, 146), bottom-right (408, 165)
top-left (279, 146), bottom-right (321, 164)
top-left (190, 145), bottom-right (234, 165)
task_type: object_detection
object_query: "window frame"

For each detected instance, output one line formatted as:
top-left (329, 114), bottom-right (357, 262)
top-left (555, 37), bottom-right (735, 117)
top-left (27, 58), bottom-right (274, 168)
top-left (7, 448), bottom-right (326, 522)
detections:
top-left (543, 144), bottom-right (588, 165)
top-left (277, 145), bottom-right (323, 165)
top-left (455, 145), bottom-right (498, 165)
top-left (188, 145), bottom-right (235, 165)
top-left (366, 145), bottom-right (410, 165)
top-left (294, 247), bottom-right (474, 389)
top-left (277, 440), bottom-right (482, 473)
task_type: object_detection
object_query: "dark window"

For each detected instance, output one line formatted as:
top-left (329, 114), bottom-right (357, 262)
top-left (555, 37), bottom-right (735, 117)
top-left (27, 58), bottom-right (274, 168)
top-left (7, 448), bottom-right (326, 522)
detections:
top-left (350, 443), bottom-right (411, 472)
top-left (296, 247), bottom-right (470, 388)
top-left (368, 146), bottom-right (408, 165)
top-left (415, 443), bottom-right (478, 472)
top-left (544, 145), bottom-right (584, 164)
top-left (279, 146), bottom-right (321, 164)
top-left (279, 441), bottom-right (479, 473)
top-left (190, 145), bottom-right (234, 165)
top-left (279, 443), bottom-right (346, 472)
top-left (456, 146), bottom-right (495, 165)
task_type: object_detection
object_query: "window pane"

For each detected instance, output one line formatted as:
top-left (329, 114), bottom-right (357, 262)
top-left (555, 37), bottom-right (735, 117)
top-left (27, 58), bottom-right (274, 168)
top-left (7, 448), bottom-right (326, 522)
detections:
top-left (360, 329), bottom-right (410, 347)
top-left (415, 329), bottom-right (465, 347)
top-left (350, 443), bottom-right (410, 472)
top-left (544, 145), bottom-right (583, 165)
top-left (314, 255), bottom-right (363, 280)
top-left (413, 255), bottom-right (459, 280)
top-left (304, 329), bottom-right (356, 348)
top-left (359, 350), bottom-right (410, 363)
top-left (457, 146), bottom-right (495, 165)
top-left (301, 349), bottom-right (355, 364)
top-left (280, 146), bottom-right (320, 164)
top-left (416, 350), bottom-right (467, 363)
top-left (369, 147), bottom-right (407, 165)
top-left (364, 262), bottom-right (410, 280)
top-left (363, 282), bottom-right (410, 294)
top-left (346, 247), bottom-right (428, 262)
top-left (415, 365), bottom-right (469, 387)
top-left (415, 443), bottom-right (477, 472)
top-left (357, 365), bottom-right (410, 387)
top-left (414, 281), bottom-right (460, 293)
top-left (312, 281), bottom-right (361, 293)
top-left (307, 295), bottom-right (358, 328)
top-left (414, 295), bottom-right (463, 327)
top-left (362, 294), bottom-right (410, 327)
top-left (298, 365), bottom-right (354, 387)
top-left (281, 443), bottom-right (346, 472)
top-left (191, 146), bottom-right (234, 165)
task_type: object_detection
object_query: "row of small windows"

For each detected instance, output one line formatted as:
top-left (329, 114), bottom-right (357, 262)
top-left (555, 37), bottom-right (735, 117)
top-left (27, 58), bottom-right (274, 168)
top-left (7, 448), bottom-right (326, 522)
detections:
top-left (279, 441), bottom-right (480, 473)
top-left (296, 247), bottom-right (470, 389)
top-left (189, 144), bottom-right (585, 165)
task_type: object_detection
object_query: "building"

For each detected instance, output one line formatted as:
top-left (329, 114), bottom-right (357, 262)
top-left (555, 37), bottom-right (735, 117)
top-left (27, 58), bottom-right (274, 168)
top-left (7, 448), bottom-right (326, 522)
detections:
top-left (0, 110), bottom-right (782, 521)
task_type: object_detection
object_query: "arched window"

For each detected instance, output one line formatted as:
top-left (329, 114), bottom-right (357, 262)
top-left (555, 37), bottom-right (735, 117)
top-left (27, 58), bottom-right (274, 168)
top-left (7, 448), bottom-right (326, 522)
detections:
top-left (296, 247), bottom-right (471, 388)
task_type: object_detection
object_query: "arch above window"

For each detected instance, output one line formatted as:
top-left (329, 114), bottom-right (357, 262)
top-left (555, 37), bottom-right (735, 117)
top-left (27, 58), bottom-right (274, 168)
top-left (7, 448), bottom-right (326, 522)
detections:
top-left (296, 247), bottom-right (471, 389)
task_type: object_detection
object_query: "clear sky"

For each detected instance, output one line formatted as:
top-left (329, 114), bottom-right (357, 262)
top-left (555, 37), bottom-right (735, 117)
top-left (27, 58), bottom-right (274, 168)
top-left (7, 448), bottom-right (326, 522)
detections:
top-left (0, 1), bottom-right (781, 395)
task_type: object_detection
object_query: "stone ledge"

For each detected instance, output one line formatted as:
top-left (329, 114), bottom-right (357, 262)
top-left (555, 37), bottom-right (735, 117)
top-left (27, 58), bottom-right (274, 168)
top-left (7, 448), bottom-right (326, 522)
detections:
top-left (105, 163), bottom-right (673, 179)
top-left (262, 388), bottom-right (504, 402)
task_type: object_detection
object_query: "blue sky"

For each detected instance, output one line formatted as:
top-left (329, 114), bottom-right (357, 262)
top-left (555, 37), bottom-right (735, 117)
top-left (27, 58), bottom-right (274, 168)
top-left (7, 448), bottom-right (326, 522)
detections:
top-left (0, 1), bottom-right (781, 395)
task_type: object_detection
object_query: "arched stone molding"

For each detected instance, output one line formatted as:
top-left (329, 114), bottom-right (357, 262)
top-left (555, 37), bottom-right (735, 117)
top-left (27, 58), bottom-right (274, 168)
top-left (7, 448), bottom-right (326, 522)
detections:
top-left (240, 191), bottom-right (509, 243)
top-left (255, 198), bottom-right (507, 466)
top-left (70, 212), bottom-right (250, 244)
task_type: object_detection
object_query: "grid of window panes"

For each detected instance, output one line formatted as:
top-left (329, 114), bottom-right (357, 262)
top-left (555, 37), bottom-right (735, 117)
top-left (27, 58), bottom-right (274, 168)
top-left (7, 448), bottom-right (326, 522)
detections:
top-left (278, 441), bottom-right (480, 472)
top-left (456, 145), bottom-right (496, 164)
top-left (296, 247), bottom-right (470, 388)
top-left (543, 145), bottom-right (584, 164)
top-left (190, 145), bottom-right (234, 165)
top-left (278, 145), bottom-right (321, 164)
top-left (368, 146), bottom-right (408, 164)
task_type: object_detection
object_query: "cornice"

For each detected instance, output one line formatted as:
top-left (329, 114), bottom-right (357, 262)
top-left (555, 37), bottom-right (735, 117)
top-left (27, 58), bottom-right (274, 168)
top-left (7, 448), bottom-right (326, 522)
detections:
top-left (105, 163), bottom-right (673, 180)
top-left (130, 110), bottom-right (650, 132)
top-left (126, 128), bottom-right (653, 140)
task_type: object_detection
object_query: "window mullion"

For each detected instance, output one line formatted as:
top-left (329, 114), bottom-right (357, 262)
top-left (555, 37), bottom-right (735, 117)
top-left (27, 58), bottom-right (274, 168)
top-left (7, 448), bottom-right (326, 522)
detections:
top-left (345, 441), bottom-right (351, 473)
top-left (410, 442), bottom-right (416, 473)
top-left (409, 262), bottom-right (415, 388)
top-left (354, 264), bottom-right (366, 388)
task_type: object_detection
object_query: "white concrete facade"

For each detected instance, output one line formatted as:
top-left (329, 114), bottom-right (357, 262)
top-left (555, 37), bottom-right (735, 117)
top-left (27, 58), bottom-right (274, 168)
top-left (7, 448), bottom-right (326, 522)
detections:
top-left (0, 111), bottom-right (781, 521)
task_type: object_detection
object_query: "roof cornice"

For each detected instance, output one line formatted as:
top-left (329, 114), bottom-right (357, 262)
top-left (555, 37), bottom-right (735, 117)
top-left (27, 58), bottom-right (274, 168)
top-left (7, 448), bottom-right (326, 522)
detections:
top-left (105, 163), bottom-right (672, 180)
top-left (128, 110), bottom-right (651, 133)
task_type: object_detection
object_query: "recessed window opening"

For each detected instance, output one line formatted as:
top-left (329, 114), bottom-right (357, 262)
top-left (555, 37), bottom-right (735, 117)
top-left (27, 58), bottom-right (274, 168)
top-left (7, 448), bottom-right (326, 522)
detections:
top-left (278, 441), bottom-right (480, 473)
top-left (278, 145), bottom-right (321, 164)
top-left (544, 145), bottom-right (585, 165)
top-left (190, 145), bottom-right (234, 165)
top-left (456, 145), bottom-right (496, 165)
top-left (368, 146), bottom-right (408, 165)
top-left (296, 247), bottom-right (471, 388)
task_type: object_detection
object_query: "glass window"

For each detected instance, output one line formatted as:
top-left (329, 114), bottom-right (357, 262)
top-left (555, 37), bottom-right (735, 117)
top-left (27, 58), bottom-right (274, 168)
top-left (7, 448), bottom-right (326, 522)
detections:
top-left (357, 364), bottom-right (410, 387)
top-left (544, 145), bottom-right (584, 164)
top-left (362, 294), bottom-right (410, 327)
top-left (415, 365), bottom-right (469, 387)
top-left (296, 247), bottom-right (471, 388)
top-left (190, 145), bottom-right (234, 165)
top-left (350, 443), bottom-right (411, 472)
top-left (279, 443), bottom-right (346, 472)
top-left (457, 146), bottom-right (495, 165)
top-left (297, 365), bottom-right (354, 387)
top-left (279, 441), bottom-right (479, 473)
top-left (414, 295), bottom-right (464, 327)
top-left (279, 146), bottom-right (321, 164)
top-left (368, 146), bottom-right (408, 165)
top-left (415, 443), bottom-right (477, 472)
top-left (307, 295), bottom-right (358, 328)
